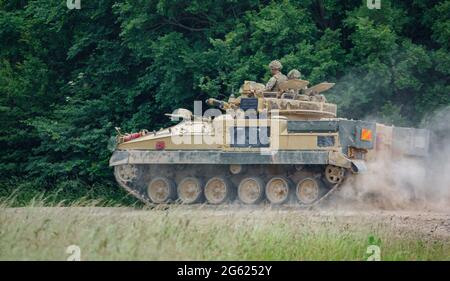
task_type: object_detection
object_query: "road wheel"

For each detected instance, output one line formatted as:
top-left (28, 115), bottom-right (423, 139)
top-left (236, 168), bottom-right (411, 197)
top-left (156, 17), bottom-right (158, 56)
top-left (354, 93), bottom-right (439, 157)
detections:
top-left (296, 177), bottom-right (320, 205)
top-left (238, 177), bottom-right (264, 204)
top-left (204, 177), bottom-right (232, 204)
top-left (265, 177), bottom-right (291, 205)
top-left (147, 177), bottom-right (176, 203)
top-left (177, 177), bottom-right (203, 204)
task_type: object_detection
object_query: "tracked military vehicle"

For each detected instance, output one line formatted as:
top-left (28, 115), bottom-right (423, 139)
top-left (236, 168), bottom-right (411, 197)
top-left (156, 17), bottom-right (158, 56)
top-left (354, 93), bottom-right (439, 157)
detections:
top-left (109, 79), bottom-right (430, 206)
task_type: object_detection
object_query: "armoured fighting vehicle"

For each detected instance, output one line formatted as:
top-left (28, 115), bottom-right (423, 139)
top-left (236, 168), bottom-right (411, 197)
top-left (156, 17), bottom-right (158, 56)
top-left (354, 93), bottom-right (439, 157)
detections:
top-left (109, 79), bottom-right (430, 206)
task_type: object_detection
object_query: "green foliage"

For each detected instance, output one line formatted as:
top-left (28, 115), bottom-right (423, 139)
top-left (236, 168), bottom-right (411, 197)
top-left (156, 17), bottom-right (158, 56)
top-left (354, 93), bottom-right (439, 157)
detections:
top-left (0, 0), bottom-right (449, 203)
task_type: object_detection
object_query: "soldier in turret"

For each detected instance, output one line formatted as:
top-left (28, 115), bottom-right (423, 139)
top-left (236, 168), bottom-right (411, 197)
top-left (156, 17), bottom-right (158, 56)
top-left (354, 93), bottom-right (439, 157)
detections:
top-left (280, 69), bottom-right (307, 100)
top-left (265, 60), bottom-right (287, 94)
top-left (287, 69), bottom-right (301, 80)
top-left (286, 69), bottom-right (302, 96)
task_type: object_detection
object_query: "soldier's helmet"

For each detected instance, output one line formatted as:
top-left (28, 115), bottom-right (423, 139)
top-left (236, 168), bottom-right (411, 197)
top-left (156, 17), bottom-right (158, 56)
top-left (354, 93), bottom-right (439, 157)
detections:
top-left (287, 69), bottom-right (301, 80)
top-left (269, 60), bottom-right (283, 70)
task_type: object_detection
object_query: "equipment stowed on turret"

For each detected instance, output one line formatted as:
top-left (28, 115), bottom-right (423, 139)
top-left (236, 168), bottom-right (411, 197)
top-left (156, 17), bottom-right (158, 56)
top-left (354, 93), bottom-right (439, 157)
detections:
top-left (109, 78), bottom-right (430, 206)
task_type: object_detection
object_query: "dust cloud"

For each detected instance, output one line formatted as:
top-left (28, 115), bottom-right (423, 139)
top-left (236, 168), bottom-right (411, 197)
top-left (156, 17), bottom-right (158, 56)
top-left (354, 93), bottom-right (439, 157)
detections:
top-left (330, 107), bottom-right (450, 211)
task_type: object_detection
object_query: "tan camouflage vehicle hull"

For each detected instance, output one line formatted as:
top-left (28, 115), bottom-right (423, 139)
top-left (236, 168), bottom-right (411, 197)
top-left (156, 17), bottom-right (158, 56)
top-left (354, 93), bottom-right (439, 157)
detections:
top-left (109, 83), bottom-right (430, 206)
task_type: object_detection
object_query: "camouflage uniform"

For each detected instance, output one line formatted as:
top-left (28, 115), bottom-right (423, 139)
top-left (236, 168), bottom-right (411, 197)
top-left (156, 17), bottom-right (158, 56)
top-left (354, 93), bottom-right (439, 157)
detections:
top-left (281, 69), bottom-right (303, 99)
top-left (265, 60), bottom-right (287, 92)
top-left (287, 69), bottom-right (301, 80)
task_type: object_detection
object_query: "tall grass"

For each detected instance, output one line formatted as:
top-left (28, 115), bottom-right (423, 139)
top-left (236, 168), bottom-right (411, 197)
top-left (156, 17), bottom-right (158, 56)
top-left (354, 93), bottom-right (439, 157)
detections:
top-left (0, 181), bottom-right (141, 207)
top-left (0, 189), bottom-right (123, 208)
top-left (1, 202), bottom-right (449, 261)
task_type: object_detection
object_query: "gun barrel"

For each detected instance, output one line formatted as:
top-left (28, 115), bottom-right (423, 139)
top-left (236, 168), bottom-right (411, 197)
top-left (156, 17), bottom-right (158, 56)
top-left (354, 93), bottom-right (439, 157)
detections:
top-left (206, 98), bottom-right (228, 108)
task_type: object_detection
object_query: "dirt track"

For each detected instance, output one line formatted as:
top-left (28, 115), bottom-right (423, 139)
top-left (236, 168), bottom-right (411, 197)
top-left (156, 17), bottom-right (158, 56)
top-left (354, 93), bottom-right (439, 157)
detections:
top-left (3, 206), bottom-right (450, 240)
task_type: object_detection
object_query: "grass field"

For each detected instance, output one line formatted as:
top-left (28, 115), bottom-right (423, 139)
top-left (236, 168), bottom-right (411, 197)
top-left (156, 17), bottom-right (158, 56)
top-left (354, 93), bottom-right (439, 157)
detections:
top-left (1, 196), bottom-right (449, 261)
